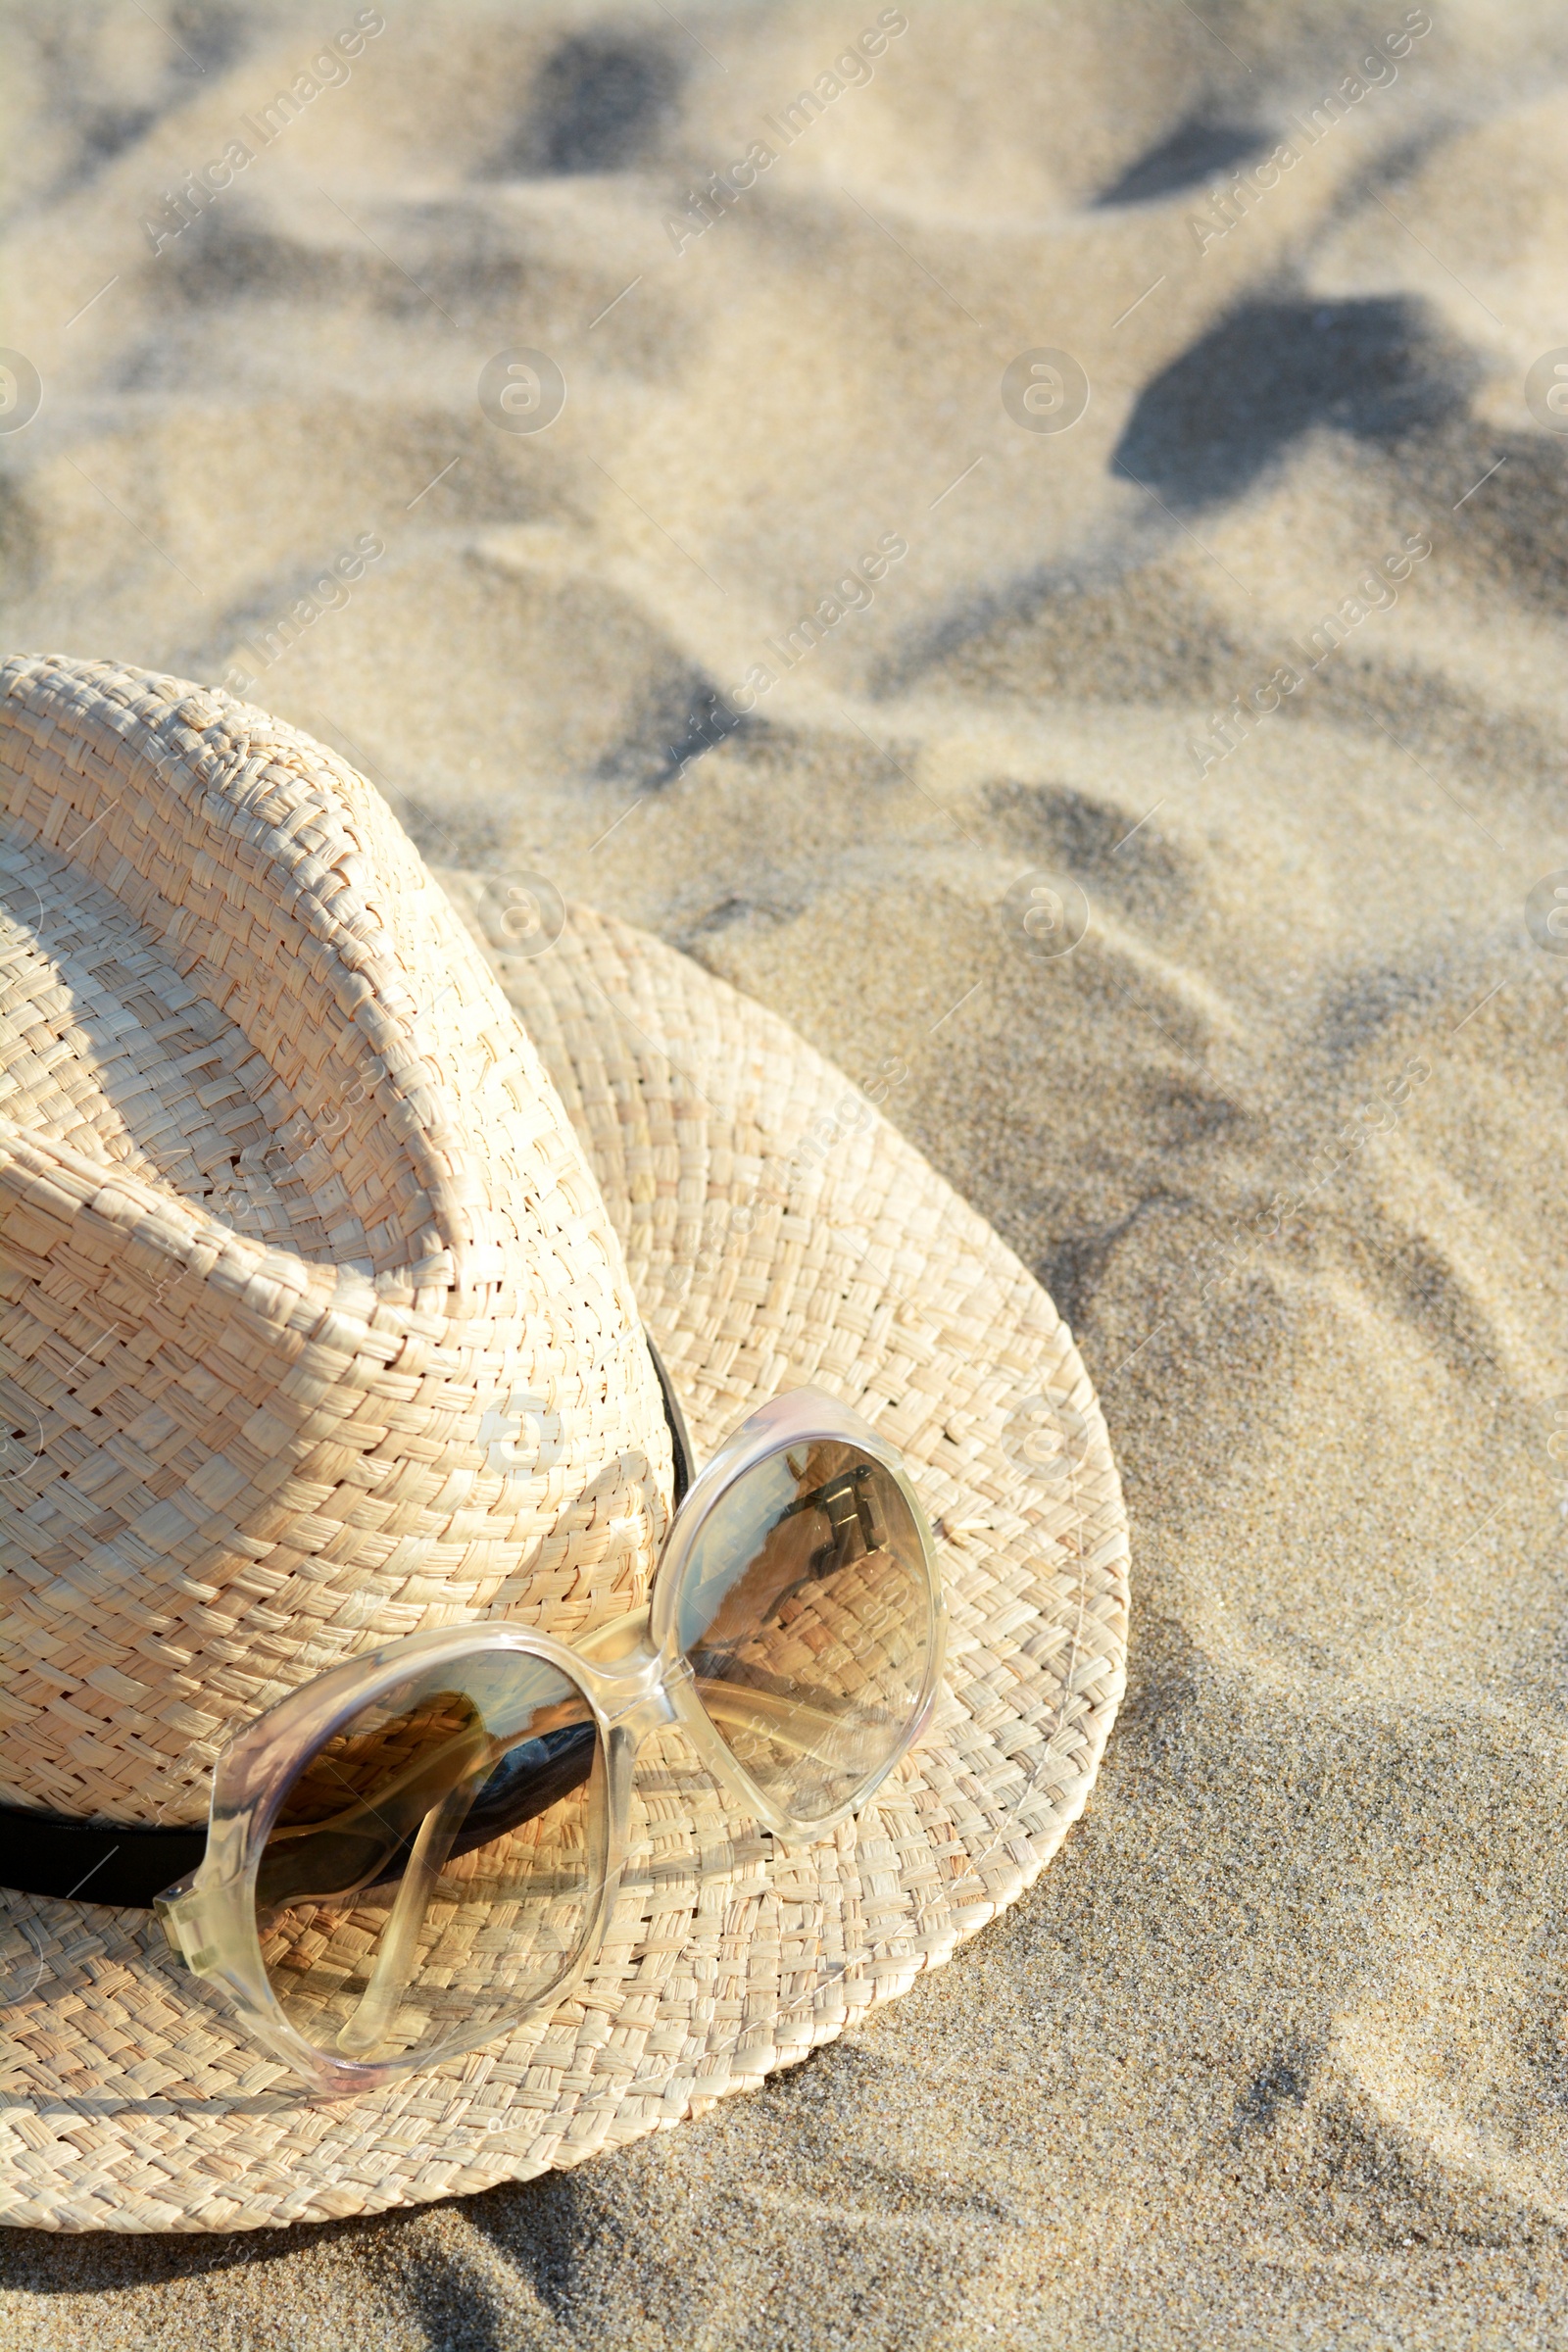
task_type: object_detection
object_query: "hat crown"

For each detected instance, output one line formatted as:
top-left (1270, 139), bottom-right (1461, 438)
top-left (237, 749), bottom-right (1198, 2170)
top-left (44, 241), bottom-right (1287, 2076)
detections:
top-left (0, 656), bottom-right (669, 1826)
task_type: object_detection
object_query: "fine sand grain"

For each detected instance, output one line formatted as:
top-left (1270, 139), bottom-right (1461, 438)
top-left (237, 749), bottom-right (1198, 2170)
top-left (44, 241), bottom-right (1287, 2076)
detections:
top-left (3, 1), bottom-right (1568, 2342)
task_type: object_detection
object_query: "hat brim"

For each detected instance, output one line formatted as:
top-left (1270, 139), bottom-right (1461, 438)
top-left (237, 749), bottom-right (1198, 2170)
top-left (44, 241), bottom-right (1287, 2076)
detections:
top-left (0, 881), bottom-right (1127, 2233)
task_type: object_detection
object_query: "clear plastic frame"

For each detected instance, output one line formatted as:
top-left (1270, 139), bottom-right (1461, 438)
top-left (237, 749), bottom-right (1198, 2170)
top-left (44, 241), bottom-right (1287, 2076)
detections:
top-left (156, 1388), bottom-right (945, 2096)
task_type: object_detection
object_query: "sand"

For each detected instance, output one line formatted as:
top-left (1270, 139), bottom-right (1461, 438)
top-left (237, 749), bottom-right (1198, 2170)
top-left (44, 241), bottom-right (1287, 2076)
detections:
top-left (3, 0), bottom-right (1568, 2339)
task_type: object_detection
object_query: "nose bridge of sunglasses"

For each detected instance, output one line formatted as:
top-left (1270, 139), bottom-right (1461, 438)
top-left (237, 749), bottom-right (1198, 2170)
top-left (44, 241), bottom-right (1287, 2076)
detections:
top-left (572, 1607), bottom-right (681, 1740)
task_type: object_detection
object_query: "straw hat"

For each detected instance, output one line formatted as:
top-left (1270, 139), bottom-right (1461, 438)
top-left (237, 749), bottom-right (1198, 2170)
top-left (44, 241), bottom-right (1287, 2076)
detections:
top-left (0, 654), bottom-right (1128, 2232)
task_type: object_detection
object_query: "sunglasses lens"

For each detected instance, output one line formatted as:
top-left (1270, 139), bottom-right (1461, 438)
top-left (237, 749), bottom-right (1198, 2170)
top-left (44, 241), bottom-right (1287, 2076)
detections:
top-left (256, 1651), bottom-right (606, 2068)
top-left (674, 1437), bottom-right (936, 1824)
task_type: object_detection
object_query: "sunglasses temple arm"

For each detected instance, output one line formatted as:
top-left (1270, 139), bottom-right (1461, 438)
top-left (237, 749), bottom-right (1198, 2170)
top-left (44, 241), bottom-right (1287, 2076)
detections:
top-left (333, 1778), bottom-right (471, 2058)
top-left (694, 1680), bottom-right (887, 1757)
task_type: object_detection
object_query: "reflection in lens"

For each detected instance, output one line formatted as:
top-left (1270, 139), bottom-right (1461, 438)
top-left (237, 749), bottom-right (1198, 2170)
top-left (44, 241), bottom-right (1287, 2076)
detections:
top-left (257, 1653), bottom-right (604, 2068)
top-left (675, 1440), bottom-right (934, 1823)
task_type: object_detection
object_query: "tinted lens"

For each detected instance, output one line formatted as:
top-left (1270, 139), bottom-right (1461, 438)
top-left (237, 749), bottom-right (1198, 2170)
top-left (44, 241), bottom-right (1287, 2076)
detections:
top-left (674, 1439), bottom-right (935, 1824)
top-left (257, 1651), bottom-right (605, 2068)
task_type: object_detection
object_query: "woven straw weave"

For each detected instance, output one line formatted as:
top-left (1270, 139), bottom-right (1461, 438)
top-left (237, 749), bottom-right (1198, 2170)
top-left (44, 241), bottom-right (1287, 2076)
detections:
top-left (0, 660), bottom-right (1127, 2231)
top-left (0, 655), bottom-right (669, 1828)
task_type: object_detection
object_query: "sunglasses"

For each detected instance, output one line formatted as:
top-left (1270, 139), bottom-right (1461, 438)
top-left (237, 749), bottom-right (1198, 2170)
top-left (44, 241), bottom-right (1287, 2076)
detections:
top-left (145, 1377), bottom-right (945, 2095)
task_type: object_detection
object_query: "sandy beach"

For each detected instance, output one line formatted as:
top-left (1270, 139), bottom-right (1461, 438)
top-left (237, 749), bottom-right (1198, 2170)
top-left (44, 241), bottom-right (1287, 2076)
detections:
top-left (4, 0), bottom-right (1568, 2340)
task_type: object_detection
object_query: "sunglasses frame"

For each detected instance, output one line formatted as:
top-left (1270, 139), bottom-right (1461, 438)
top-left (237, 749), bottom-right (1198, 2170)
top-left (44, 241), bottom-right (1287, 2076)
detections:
top-left (155, 1387), bottom-right (945, 2098)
